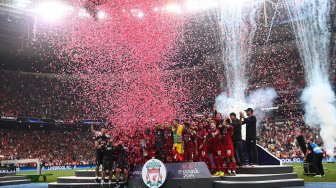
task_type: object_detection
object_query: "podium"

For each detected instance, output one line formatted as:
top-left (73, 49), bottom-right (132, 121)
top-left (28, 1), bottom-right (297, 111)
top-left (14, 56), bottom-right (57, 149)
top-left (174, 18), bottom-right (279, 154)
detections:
top-left (129, 162), bottom-right (213, 188)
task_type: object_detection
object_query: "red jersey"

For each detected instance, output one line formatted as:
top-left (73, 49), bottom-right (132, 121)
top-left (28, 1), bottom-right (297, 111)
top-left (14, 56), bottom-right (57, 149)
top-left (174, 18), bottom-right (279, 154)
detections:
top-left (183, 129), bottom-right (196, 151)
top-left (164, 128), bottom-right (173, 150)
top-left (197, 129), bottom-right (208, 149)
top-left (223, 126), bottom-right (234, 146)
top-left (208, 128), bottom-right (222, 151)
top-left (145, 135), bottom-right (156, 158)
top-left (197, 129), bottom-right (208, 157)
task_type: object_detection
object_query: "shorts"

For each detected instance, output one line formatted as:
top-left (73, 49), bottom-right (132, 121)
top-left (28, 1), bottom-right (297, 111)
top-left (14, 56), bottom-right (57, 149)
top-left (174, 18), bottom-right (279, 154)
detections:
top-left (155, 148), bottom-right (165, 161)
top-left (223, 145), bottom-right (234, 158)
top-left (103, 160), bottom-right (115, 171)
top-left (212, 146), bottom-right (223, 157)
top-left (184, 149), bottom-right (195, 161)
top-left (116, 161), bottom-right (128, 170)
top-left (96, 151), bottom-right (104, 166)
top-left (198, 150), bottom-right (209, 162)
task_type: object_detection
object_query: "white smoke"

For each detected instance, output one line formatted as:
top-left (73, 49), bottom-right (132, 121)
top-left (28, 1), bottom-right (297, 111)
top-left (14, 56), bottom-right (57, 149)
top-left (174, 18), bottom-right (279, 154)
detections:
top-left (301, 83), bottom-right (336, 158)
top-left (215, 87), bottom-right (277, 124)
top-left (215, 0), bottom-right (276, 125)
top-left (286, 0), bottom-right (336, 160)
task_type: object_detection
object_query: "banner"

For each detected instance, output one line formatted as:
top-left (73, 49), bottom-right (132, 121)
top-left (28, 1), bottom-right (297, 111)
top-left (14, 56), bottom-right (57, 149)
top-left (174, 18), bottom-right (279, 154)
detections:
top-left (16, 165), bottom-right (93, 172)
top-left (0, 116), bottom-right (17, 120)
top-left (280, 158), bottom-right (333, 163)
top-left (131, 162), bottom-right (211, 180)
top-left (280, 158), bottom-right (304, 163)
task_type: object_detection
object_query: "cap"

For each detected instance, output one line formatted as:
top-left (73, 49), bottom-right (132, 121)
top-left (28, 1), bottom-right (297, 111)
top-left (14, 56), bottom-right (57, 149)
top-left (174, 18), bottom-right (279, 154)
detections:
top-left (245, 108), bottom-right (254, 113)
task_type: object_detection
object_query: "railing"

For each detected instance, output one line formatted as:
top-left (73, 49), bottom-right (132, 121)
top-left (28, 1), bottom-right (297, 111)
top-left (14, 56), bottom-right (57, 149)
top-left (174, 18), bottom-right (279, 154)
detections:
top-left (1, 158), bottom-right (41, 175)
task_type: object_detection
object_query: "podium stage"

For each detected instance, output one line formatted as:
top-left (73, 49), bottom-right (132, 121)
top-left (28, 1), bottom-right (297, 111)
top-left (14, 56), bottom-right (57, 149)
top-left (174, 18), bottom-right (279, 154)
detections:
top-left (0, 172), bottom-right (31, 186)
top-left (48, 163), bottom-right (304, 188)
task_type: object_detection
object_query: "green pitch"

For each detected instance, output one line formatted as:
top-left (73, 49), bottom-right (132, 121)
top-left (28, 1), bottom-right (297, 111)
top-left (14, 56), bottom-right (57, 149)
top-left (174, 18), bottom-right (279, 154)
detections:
top-left (16, 163), bottom-right (336, 183)
top-left (287, 163), bottom-right (336, 182)
top-left (16, 168), bottom-right (89, 183)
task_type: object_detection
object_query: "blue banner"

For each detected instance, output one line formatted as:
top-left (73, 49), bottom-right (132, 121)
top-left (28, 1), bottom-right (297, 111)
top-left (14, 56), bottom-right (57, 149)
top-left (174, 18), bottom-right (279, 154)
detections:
top-left (280, 158), bottom-right (333, 163)
top-left (16, 165), bottom-right (93, 172)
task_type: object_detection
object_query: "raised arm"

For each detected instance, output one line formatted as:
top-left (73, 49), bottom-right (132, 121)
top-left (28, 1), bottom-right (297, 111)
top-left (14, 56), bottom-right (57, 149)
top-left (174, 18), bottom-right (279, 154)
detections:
top-left (239, 111), bottom-right (245, 125)
top-left (223, 117), bottom-right (229, 128)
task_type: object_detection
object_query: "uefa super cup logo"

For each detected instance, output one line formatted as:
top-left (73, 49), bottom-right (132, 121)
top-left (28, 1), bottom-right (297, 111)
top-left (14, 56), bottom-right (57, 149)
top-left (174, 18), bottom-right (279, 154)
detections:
top-left (142, 159), bottom-right (167, 188)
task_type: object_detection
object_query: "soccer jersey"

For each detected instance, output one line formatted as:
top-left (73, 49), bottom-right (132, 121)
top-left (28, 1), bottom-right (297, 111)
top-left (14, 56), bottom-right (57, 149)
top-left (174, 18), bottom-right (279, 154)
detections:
top-left (164, 128), bottom-right (173, 152)
top-left (183, 129), bottom-right (196, 150)
top-left (197, 128), bottom-right (209, 161)
top-left (103, 142), bottom-right (115, 171)
top-left (208, 128), bottom-right (222, 153)
top-left (116, 145), bottom-right (129, 169)
top-left (145, 134), bottom-right (156, 158)
top-left (223, 126), bottom-right (234, 146)
top-left (104, 143), bottom-right (115, 160)
top-left (172, 124), bottom-right (184, 161)
top-left (94, 134), bottom-right (109, 153)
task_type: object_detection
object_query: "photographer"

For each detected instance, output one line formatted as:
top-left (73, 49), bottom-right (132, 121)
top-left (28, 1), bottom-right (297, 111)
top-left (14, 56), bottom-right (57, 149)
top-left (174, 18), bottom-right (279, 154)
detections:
top-left (306, 139), bottom-right (325, 177)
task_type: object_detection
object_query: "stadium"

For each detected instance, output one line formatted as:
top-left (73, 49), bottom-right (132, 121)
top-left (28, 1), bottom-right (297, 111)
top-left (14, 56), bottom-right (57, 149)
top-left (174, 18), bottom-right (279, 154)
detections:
top-left (0, 0), bottom-right (336, 188)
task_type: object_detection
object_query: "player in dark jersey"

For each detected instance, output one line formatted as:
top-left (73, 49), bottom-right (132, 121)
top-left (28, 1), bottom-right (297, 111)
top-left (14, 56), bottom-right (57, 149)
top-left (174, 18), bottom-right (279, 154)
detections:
top-left (222, 117), bottom-right (236, 176)
top-left (155, 123), bottom-right (166, 162)
top-left (102, 137), bottom-right (116, 184)
top-left (115, 141), bottom-right (129, 187)
top-left (94, 128), bottom-right (108, 183)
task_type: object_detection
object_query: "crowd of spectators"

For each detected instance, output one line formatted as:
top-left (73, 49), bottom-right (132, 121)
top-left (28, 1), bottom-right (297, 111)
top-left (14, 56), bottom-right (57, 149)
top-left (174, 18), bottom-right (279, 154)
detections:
top-left (0, 70), bottom-right (90, 120)
top-left (0, 128), bottom-right (95, 166)
top-left (260, 117), bottom-right (319, 159)
top-left (248, 51), bottom-right (305, 92)
top-left (1, 111), bottom-right (335, 168)
top-left (0, 58), bottom-right (336, 166)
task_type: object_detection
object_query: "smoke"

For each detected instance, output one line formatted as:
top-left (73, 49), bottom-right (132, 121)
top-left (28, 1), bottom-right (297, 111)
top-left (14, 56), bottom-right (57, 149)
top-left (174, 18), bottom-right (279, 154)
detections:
top-left (301, 83), bottom-right (336, 158)
top-left (286, 0), bottom-right (336, 160)
top-left (215, 1), bottom-right (277, 126)
top-left (215, 88), bottom-right (277, 125)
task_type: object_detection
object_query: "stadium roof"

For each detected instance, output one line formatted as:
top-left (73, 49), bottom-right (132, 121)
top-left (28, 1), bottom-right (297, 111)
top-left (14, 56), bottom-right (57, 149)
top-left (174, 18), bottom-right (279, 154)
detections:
top-left (0, 0), bottom-right (335, 73)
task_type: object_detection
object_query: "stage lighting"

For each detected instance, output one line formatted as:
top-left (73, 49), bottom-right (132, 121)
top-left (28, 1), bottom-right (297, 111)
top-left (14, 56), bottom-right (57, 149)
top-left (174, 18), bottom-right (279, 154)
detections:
top-left (78, 8), bottom-right (90, 18)
top-left (221, 0), bottom-right (254, 6)
top-left (164, 3), bottom-right (182, 14)
top-left (97, 10), bottom-right (107, 19)
top-left (137, 11), bottom-right (144, 18)
top-left (153, 7), bottom-right (160, 12)
top-left (185, 0), bottom-right (218, 12)
top-left (130, 9), bottom-right (144, 19)
top-left (34, 1), bottom-right (72, 22)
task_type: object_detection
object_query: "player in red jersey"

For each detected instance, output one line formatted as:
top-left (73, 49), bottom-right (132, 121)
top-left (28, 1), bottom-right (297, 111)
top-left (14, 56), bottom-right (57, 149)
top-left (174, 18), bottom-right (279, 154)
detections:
top-left (163, 121), bottom-right (174, 163)
top-left (183, 123), bottom-right (197, 162)
top-left (142, 128), bottom-right (156, 162)
top-left (209, 121), bottom-right (224, 176)
top-left (196, 121), bottom-right (210, 169)
top-left (222, 117), bottom-right (236, 176)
